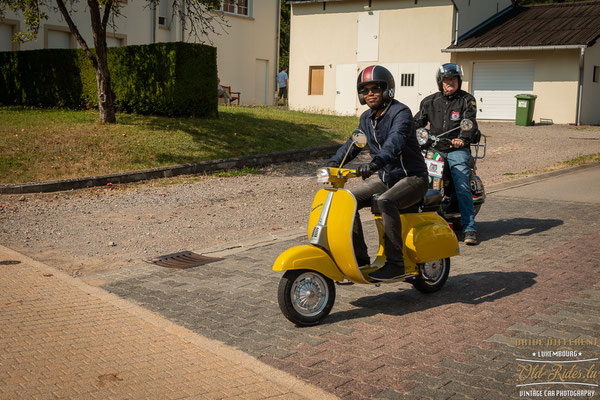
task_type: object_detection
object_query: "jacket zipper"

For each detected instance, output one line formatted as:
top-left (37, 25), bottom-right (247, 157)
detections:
top-left (371, 118), bottom-right (385, 183)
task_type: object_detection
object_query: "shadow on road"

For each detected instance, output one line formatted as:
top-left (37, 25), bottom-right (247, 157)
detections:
top-left (323, 271), bottom-right (537, 324)
top-left (477, 217), bottom-right (563, 242)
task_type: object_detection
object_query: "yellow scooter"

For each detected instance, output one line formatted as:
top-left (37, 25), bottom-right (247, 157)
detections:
top-left (273, 131), bottom-right (460, 326)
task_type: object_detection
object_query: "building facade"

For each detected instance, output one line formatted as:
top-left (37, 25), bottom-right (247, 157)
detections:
top-left (287, 0), bottom-right (600, 125)
top-left (287, 0), bottom-right (512, 117)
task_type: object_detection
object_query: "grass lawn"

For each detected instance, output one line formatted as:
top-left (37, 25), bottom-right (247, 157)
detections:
top-left (0, 106), bottom-right (359, 184)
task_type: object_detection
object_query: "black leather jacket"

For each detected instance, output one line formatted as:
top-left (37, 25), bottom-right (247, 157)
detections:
top-left (329, 100), bottom-right (427, 187)
top-left (414, 90), bottom-right (478, 153)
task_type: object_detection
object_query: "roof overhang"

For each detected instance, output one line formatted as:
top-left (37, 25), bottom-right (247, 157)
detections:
top-left (442, 44), bottom-right (587, 53)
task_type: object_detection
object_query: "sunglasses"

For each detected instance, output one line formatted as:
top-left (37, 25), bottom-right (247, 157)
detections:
top-left (359, 85), bottom-right (383, 95)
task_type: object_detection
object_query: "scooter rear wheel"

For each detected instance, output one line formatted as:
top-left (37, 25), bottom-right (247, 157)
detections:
top-left (278, 269), bottom-right (336, 326)
top-left (412, 258), bottom-right (450, 293)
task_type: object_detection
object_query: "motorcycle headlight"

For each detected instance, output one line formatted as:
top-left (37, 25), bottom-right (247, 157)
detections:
top-left (316, 167), bottom-right (331, 183)
top-left (416, 128), bottom-right (430, 146)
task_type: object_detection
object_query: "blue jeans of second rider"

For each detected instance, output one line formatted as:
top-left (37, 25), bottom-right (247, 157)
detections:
top-left (446, 148), bottom-right (476, 233)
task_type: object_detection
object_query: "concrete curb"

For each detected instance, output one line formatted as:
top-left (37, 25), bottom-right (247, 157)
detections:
top-left (0, 144), bottom-right (340, 194)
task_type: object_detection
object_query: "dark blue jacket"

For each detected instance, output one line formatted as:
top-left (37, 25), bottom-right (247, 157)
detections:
top-left (330, 99), bottom-right (427, 187)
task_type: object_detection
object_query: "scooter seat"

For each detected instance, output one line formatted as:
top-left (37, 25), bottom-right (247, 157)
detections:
top-left (371, 190), bottom-right (442, 215)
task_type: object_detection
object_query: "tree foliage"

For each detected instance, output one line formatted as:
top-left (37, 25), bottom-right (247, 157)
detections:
top-left (279, 0), bottom-right (289, 71)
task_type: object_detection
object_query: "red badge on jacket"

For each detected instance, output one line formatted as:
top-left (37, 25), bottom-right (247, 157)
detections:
top-left (451, 111), bottom-right (460, 121)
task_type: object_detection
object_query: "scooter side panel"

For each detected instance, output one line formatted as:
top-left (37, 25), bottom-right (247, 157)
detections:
top-left (326, 189), bottom-right (370, 284)
top-left (272, 245), bottom-right (344, 282)
top-left (402, 212), bottom-right (460, 263)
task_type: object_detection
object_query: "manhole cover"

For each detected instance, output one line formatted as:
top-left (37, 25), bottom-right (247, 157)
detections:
top-left (147, 251), bottom-right (222, 269)
top-left (0, 260), bottom-right (21, 265)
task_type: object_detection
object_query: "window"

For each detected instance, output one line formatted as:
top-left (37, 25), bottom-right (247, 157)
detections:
top-left (44, 25), bottom-right (75, 49)
top-left (401, 73), bottom-right (415, 87)
top-left (308, 66), bottom-right (324, 95)
top-left (594, 66), bottom-right (600, 83)
top-left (0, 21), bottom-right (19, 52)
top-left (159, 0), bottom-right (169, 27)
top-left (221, 0), bottom-right (250, 17)
top-left (106, 34), bottom-right (127, 47)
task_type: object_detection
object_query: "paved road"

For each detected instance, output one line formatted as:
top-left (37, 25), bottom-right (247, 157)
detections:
top-left (82, 164), bottom-right (600, 399)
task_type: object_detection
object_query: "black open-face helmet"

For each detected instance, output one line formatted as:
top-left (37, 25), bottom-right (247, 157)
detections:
top-left (357, 65), bottom-right (395, 105)
top-left (436, 63), bottom-right (463, 92)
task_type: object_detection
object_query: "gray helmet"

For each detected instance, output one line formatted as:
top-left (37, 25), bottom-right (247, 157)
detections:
top-left (357, 65), bottom-right (395, 105)
top-left (436, 63), bottom-right (463, 92)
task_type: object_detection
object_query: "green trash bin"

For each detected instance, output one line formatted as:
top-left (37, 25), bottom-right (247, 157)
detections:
top-left (515, 94), bottom-right (537, 126)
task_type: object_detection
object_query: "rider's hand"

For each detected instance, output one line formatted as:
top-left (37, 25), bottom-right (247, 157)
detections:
top-left (356, 164), bottom-right (374, 179)
top-left (356, 159), bottom-right (383, 180)
top-left (451, 138), bottom-right (465, 148)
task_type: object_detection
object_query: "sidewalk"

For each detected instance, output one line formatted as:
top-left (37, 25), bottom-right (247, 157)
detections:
top-left (0, 245), bottom-right (338, 400)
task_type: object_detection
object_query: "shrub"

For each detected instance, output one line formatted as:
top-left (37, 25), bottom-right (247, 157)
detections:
top-left (0, 42), bottom-right (217, 117)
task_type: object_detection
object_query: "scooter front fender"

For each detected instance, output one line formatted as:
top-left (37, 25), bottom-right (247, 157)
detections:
top-left (272, 245), bottom-right (344, 282)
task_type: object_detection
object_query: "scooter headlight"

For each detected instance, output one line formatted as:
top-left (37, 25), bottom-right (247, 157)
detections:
top-left (316, 167), bottom-right (331, 183)
top-left (416, 128), bottom-right (430, 146)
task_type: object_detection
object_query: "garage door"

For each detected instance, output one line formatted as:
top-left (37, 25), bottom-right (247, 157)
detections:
top-left (472, 62), bottom-right (534, 120)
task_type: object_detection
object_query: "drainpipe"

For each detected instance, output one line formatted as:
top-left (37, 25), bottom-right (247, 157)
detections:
top-left (576, 46), bottom-right (586, 126)
top-left (152, 4), bottom-right (156, 43)
top-left (181, 0), bottom-right (185, 41)
top-left (274, 0), bottom-right (281, 105)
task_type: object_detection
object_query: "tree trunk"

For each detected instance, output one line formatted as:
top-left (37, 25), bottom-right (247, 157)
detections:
top-left (94, 49), bottom-right (116, 123)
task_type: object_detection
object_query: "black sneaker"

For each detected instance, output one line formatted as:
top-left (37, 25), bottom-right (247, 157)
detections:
top-left (369, 262), bottom-right (406, 281)
top-left (464, 231), bottom-right (478, 245)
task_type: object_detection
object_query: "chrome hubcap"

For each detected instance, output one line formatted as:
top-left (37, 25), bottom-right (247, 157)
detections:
top-left (421, 259), bottom-right (446, 284)
top-left (291, 272), bottom-right (329, 317)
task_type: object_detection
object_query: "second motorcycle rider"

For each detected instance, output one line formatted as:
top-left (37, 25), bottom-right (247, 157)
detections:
top-left (327, 65), bottom-right (429, 281)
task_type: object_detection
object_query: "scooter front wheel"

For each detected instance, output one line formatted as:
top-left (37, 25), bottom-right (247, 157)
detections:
top-left (412, 258), bottom-right (450, 293)
top-left (278, 269), bottom-right (336, 326)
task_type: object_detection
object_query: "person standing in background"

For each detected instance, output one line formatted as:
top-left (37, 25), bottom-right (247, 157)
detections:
top-left (277, 67), bottom-right (288, 106)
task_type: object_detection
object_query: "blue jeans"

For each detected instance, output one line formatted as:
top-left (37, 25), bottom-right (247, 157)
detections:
top-left (446, 148), bottom-right (476, 233)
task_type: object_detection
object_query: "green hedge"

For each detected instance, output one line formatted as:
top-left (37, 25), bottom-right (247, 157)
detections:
top-left (0, 42), bottom-right (217, 117)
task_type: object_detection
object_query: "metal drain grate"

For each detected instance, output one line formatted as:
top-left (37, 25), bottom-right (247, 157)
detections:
top-left (0, 260), bottom-right (22, 265)
top-left (148, 251), bottom-right (222, 269)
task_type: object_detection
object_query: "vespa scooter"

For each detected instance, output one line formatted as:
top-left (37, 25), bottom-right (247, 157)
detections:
top-left (273, 131), bottom-right (460, 326)
top-left (417, 119), bottom-right (486, 227)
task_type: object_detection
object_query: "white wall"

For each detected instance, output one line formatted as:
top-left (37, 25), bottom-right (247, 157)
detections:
top-left (581, 43), bottom-right (600, 125)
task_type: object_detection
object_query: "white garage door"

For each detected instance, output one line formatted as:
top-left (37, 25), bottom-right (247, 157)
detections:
top-left (472, 62), bottom-right (534, 120)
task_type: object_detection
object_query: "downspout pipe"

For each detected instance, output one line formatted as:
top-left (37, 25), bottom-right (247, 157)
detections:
top-left (181, 0), bottom-right (185, 41)
top-left (576, 46), bottom-right (586, 126)
top-left (152, 4), bottom-right (156, 43)
top-left (274, 0), bottom-right (281, 105)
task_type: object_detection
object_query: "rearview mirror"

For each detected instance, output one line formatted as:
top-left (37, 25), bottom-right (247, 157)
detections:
top-left (460, 119), bottom-right (473, 131)
top-left (352, 129), bottom-right (367, 148)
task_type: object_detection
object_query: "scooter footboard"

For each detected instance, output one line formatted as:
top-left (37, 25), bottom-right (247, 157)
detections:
top-left (404, 214), bottom-right (460, 263)
top-left (272, 245), bottom-right (344, 282)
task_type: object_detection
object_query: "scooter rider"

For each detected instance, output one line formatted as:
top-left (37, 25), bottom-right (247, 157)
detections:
top-left (414, 63), bottom-right (479, 245)
top-left (327, 65), bottom-right (429, 281)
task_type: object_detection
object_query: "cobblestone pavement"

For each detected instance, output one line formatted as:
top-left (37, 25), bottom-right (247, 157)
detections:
top-left (87, 167), bottom-right (600, 399)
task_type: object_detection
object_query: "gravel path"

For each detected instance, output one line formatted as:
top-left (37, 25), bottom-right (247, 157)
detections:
top-left (1, 121), bottom-right (599, 276)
